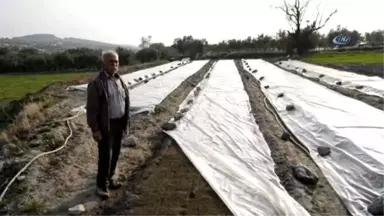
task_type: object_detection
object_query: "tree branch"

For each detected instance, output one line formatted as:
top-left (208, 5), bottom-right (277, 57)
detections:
top-left (312, 9), bottom-right (337, 32)
top-left (276, 0), bottom-right (298, 26)
top-left (276, 0), bottom-right (337, 32)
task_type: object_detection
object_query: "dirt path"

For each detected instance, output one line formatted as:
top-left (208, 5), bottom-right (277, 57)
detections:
top-left (0, 61), bottom-right (212, 214)
top-left (133, 143), bottom-right (230, 215)
top-left (89, 60), bottom-right (231, 215)
top-left (275, 64), bottom-right (384, 111)
top-left (97, 143), bottom-right (231, 215)
top-left (235, 60), bottom-right (350, 216)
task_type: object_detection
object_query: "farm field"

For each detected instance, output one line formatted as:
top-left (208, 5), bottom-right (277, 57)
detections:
top-left (0, 60), bottom-right (168, 104)
top-left (0, 56), bottom-right (383, 216)
top-left (304, 51), bottom-right (384, 77)
top-left (0, 72), bottom-right (92, 103)
top-left (305, 51), bottom-right (383, 65)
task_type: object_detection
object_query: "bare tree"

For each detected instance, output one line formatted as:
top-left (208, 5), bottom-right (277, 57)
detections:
top-left (276, 0), bottom-right (337, 54)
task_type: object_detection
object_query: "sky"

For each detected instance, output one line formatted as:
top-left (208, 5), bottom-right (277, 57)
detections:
top-left (0, 0), bottom-right (383, 46)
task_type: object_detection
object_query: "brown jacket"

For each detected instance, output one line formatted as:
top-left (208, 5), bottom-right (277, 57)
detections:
top-left (86, 71), bottom-right (130, 135)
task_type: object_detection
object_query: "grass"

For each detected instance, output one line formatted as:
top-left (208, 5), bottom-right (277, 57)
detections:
top-left (0, 60), bottom-right (169, 104)
top-left (0, 72), bottom-right (92, 103)
top-left (21, 198), bottom-right (46, 214)
top-left (305, 51), bottom-right (383, 65)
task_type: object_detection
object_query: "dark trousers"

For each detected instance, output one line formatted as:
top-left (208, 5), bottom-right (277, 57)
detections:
top-left (96, 117), bottom-right (124, 189)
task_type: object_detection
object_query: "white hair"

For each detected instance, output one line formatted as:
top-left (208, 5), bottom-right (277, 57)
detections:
top-left (101, 50), bottom-right (118, 62)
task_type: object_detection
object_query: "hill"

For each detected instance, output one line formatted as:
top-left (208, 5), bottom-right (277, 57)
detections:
top-left (0, 34), bottom-right (138, 53)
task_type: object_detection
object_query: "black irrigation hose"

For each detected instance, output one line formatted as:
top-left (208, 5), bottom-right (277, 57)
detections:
top-left (262, 96), bottom-right (311, 156)
top-left (239, 63), bottom-right (312, 157)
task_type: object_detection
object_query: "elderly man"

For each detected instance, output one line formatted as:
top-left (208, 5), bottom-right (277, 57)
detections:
top-left (86, 50), bottom-right (130, 198)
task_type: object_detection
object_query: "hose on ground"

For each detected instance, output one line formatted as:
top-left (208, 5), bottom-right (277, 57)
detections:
top-left (262, 97), bottom-right (311, 156)
top-left (0, 61), bottom-right (214, 202)
top-left (238, 61), bottom-right (312, 157)
top-left (0, 62), bottom-right (192, 202)
top-left (0, 110), bottom-right (84, 202)
top-left (0, 60), bottom-right (214, 203)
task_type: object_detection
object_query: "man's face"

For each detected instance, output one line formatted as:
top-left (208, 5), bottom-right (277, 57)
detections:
top-left (103, 53), bottom-right (119, 74)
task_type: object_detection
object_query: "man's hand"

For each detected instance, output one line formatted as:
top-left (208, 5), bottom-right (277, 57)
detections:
top-left (93, 131), bottom-right (102, 142)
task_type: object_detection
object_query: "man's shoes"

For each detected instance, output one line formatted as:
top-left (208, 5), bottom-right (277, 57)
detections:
top-left (108, 179), bottom-right (122, 190)
top-left (96, 187), bottom-right (110, 199)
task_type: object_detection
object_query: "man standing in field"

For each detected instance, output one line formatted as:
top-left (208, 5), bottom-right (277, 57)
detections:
top-left (86, 50), bottom-right (130, 199)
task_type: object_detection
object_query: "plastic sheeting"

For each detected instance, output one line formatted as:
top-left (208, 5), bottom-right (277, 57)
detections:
top-left (278, 60), bottom-right (384, 98)
top-left (67, 60), bottom-right (206, 114)
top-left (165, 60), bottom-right (311, 216)
top-left (66, 61), bottom-right (181, 91)
top-left (245, 59), bottom-right (384, 216)
top-left (129, 60), bottom-right (208, 114)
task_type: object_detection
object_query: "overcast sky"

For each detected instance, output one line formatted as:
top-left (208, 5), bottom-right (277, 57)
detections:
top-left (0, 0), bottom-right (383, 46)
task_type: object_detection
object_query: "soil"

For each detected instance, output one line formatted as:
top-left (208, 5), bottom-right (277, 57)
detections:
top-left (0, 60), bottom-right (231, 215)
top-left (235, 60), bottom-right (350, 216)
top-left (90, 60), bottom-right (231, 215)
top-left (0, 59), bottom-right (360, 216)
top-left (95, 143), bottom-right (231, 215)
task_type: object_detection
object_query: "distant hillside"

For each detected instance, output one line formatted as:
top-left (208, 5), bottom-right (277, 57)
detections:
top-left (1, 34), bottom-right (138, 53)
top-left (13, 34), bottom-right (61, 43)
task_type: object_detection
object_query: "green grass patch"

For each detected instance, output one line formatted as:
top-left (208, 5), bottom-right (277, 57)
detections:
top-left (0, 60), bottom-right (170, 104)
top-left (305, 51), bottom-right (383, 65)
top-left (21, 198), bottom-right (46, 214)
top-left (0, 72), bottom-right (92, 103)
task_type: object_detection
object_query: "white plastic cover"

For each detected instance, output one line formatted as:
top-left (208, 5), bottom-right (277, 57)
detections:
top-left (66, 61), bottom-right (181, 91)
top-left (67, 60), bottom-right (207, 114)
top-left (279, 60), bottom-right (384, 98)
top-left (245, 59), bottom-right (384, 216)
top-left (165, 60), bottom-right (311, 216)
top-left (129, 60), bottom-right (208, 114)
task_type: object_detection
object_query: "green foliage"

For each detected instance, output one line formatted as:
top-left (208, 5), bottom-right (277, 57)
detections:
top-left (150, 43), bottom-right (180, 60)
top-left (0, 72), bottom-right (92, 103)
top-left (21, 199), bottom-right (46, 214)
top-left (0, 48), bottom-right (100, 73)
top-left (116, 46), bottom-right (134, 65)
top-left (0, 46), bottom-right (165, 73)
top-left (365, 30), bottom-right (384, 45)
top-left (201, 51), bottom-right (285, 60)
top-left (203, 28), bottom-right (383, 56)
top-left (172, 36), bottom-right (206, 59)
top-left (326, 25), bottom-right (362, 47)
top-left (305, 51), bottom-right (384, 65)
top-left (135, 48), bottom-right (159, 63)
top-left (208, 35), bottom-right (281, 53)
top-left (0, 28), bottom-right (382, 74)
top-left (0, 60), bottom-right (168, 103)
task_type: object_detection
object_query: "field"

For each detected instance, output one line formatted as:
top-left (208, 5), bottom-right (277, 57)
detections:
top-left (305, 51), bottom-right (383, 65)
top-left (0, 60), bottom-right (168, 104)
top-left (303, 51), bottom-right (384, 77)
top-left (0, 72), bottom-right (92, 104)
top-left (0, 54), bottom-right (382, 216)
